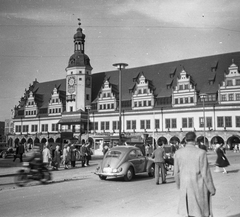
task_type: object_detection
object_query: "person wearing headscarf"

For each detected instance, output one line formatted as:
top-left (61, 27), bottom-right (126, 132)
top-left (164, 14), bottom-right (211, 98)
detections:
top-left (215, 143), bottom-right (230, 173)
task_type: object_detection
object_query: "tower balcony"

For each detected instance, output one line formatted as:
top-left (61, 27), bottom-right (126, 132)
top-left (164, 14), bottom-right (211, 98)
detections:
top-left (66, 94), bottom-right (76, 102)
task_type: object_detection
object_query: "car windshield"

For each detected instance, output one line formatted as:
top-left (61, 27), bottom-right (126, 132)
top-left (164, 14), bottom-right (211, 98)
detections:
top-left (106, 150), bottom-right (122, 158)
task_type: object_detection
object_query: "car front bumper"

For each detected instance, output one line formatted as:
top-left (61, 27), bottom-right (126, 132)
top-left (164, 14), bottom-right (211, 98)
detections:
top-left (94, 171), bottom-right (125, 178)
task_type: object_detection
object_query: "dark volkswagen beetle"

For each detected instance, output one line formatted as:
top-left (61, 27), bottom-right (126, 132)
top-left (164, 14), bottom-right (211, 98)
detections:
top-left (95, 145), bottom-right (155, 181)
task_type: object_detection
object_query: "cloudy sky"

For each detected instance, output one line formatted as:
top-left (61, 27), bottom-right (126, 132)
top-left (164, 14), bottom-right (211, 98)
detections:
top-left (1, 0), bottom-right (240, 121)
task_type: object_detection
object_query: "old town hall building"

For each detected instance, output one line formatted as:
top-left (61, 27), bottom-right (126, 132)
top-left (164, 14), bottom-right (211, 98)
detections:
top-left (8, 22), bottom-right (240, 152)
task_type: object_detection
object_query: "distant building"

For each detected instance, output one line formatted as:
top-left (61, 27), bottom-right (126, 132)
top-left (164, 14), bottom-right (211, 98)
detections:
top-left (8, 21), bottom-right (240, 150)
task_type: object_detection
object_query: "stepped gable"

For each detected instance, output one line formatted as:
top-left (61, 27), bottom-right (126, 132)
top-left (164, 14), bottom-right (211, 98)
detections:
top-left (32, 79), bottom-right (66, 109)
top-left (91, 51), bottom-right (240, 102)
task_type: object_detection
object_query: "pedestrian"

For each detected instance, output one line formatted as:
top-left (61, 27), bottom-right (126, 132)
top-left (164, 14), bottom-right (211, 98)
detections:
top-left (174, 131), bottom-right (216, 217)
top-left (215, 143), bottom-right (230, 173)
top-left (13, 142), bottom-right (25, 162)
top-left (52, 145), bottom-right (61, 170)
top-left (80, 142), bottom-right (87, 167)
top-left (62, 144), bottom-right (70, 169)
top-left (42, 143), bottom-right (51, 167)
top-left (70, 144), bottom-right (77, 168)
top-left (145, 144), bottom-right (150, 156)
top-left (152, 143), bottom-right (166, 185)
top-left (85, 142), bottom-right (93, 166)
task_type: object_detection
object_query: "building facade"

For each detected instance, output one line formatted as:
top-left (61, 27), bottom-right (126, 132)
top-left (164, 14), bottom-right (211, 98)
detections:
top-left (8, 22), bottom-right (240, 151)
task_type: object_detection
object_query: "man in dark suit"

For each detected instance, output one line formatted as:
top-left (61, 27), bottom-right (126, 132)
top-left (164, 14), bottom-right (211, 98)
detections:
top-left (152, 143), bottom-right (166, 185)
top-left (174, 132), bottom-right (216, 217)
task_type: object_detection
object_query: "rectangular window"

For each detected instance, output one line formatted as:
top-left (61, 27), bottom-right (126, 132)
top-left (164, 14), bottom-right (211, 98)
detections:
top-left (23, 125), bottom-right (29, 132)
top-left (190, 97), bottom-right (194, 103)
top-left (217, 117), bottom-right (224, 127)
top-left (132, 120), bottom-right (136, 130)
top-left (52, 124), bottom-right (58, 131)
top-left (221, 95), bottom-right (226, 101)
top-left (179, 85), bottom-right (183, 90)
top-left (70, 106), bottom-right (73, 112)
top-left (227, 80), bottom-right (233, 86)
top-left (229, 94), bottom-right (234, 101)
top-left (101, 122), bottom-right (104, 130)
top-left (155, 119), bottom-right (160, 129)
top-left (225, 116), bottom-right (232, 127)
top-left (236, 79), bottom-right (240, 85)
top-left (146, 120), bottom-right (150, 129)
top-left (185, 97), bottom-right (188, 103)
top-left (143, 101), bottom-right (147, 106)
top-left (106, 122), bottom-right (109, 130)
top-left (134, 102), bottom-right (137, 107)
top-left (15, 125), bottom-right (21, 133)
top-left (94, 122), bottom-right (98, 131)
top-left (182, 118), bottom-right (187, 128)
top-left (139, 101), bottom-right (142, 107)
top-left (99, 105), bottom-right (102, 110)
top-left (172, 119), bottom-right (177, 128)
top-left (236, 94), bottom-right (240, 101)
top-left (41, 124), bottom-right (48, 132)
top-left (126, 121), bottom-right (131, 130)
top-left (180, 98), bottom-right (183, 104)
top-left (189, 118), bottom-right (193, 128)
top-left (140, 120), bottom-right (145, 129)
top-left (113, 121), bottom-right (117, 130)
top-left (184, 84), bottom-right (188, 90)
top-left (31, 125), bottom-right (38, 132)
top-left (148, 100), bottom-right (151, 106)
top-left (236, 116), bottom-right (240, 127)
top-left (165, 119), bottom-right (170, 129)
top-left (206, 117), bottom-right (212, 128)
top-left (175, 98), bottom-right (178, 104)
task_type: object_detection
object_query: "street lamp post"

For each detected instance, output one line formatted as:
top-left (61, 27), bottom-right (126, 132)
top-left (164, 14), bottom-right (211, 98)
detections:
top-left (86, 105), bottom-right (91, 138)
top-left (113, 63), bottom-right (128, 145)
top-left (200, 93), bottom-right (207, 146)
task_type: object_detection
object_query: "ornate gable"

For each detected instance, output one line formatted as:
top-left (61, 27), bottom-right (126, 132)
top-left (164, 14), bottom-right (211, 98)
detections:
top-left (48, 86), bottom-right (63, 115)
top-left (97, 78), bottom-right (117, 112)
top-left (25, 91), bottom-right (37, 116)
top-left (172, 68), bottom-right (197, 107)
top-left (218, 59), bottom-right (240, 104)
top-left (131, 73), bottom-right (155, 110)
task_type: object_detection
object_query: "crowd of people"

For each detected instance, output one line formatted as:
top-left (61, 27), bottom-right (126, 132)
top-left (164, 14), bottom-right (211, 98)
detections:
top-left (12, 139), bottom-right (93, 171)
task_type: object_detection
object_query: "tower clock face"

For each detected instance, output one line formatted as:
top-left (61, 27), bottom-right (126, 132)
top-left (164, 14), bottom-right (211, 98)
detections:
top-left (68, 77), bottom-right (75, 86)
top-left (68, 76), bottom-right (76, 93)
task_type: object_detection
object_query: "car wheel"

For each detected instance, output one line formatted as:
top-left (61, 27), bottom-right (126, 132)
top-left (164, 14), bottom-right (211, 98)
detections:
top-left (124, 167), bottom-right (134, 181)
top-left (99, 175), bottom-right (107, 180)
top-left (148, 164), bottom-right (155, 177)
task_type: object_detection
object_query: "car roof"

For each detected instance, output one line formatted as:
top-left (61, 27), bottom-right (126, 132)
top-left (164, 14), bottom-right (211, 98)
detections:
top-left (110, 145), bottom-right (140, 152)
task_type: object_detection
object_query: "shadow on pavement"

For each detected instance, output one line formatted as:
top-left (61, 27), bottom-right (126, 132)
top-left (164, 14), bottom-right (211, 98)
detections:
top-left (227, 169), bottom-right (239, 173)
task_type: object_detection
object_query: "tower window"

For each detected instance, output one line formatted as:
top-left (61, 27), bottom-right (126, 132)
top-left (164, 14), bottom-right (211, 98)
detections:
top-left (79, 78), bottom-right (82, 81)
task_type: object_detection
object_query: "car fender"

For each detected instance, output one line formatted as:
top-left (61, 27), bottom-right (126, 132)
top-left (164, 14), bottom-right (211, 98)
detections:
top-left (119, 161), bottom-right (136, 175)
top-left (146, 158), bottom-right (155, 172)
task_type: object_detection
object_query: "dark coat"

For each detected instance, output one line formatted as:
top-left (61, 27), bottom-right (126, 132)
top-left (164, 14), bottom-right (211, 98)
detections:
top-left (174, 142), bottom-right (216, 217)
top-left (215, 148), bottom-right (230, 167)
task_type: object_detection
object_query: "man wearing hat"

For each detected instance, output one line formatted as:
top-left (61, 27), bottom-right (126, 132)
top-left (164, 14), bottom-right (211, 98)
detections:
top-left (174, 131), bottom-right (216, 217)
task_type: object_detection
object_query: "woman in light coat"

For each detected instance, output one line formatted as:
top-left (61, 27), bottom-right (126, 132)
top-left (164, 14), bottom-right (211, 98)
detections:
top-left (62, 144), bottom-right (70, 169)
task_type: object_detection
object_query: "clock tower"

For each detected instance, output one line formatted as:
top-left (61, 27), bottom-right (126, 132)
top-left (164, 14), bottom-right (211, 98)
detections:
top-left (65, 20), bottom-right (92, 112)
